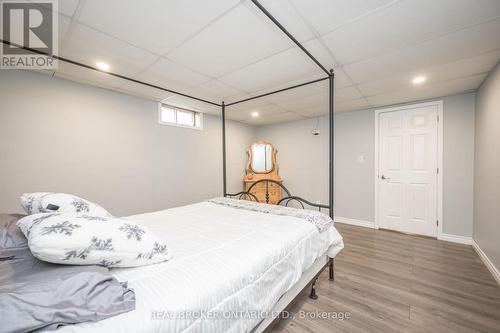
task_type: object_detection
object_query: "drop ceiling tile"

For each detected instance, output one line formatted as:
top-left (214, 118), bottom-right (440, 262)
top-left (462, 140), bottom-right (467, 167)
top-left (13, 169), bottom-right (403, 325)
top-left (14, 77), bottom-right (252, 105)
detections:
top-left (244, 112), bottom-right (304, 125)
top-left (259, 81), bottom-right (358, 112)
top-left (189, 79), bottom-right (245, 102)
top-left (56, 14), bottom-right (72, 45)
top-left (235, 67), bottom-right (349, 107)
top-left (332, 67), bottom-right (353, 89)
top-left (227, 103), bottom-right (289, 121)
top-left (301, 38), bottom-right (337, 70)
top-left (162, 95), bottom-right (221, 115)
top-left (60, 23), bottom-right (157, 77)
top-left (55, 61), bottom-right (127, 90)
top-left (117, 82), bottom-right (176, 102)
top-left (22, 69), bottom-right (55, 77)
top-left (291, 0), bottom-right (394, 35)
top-left (135, 58), bottom-right (211, 93)
top-left (7, 11), bottom-right (71, 48)
top-left (168, 3), bottom-right (294, 78)
top-left (218, 46), bottom-right (321, 93)
top-left (29, 0), bottom-right (79, 17)
top-left (226, 98), bottom-right (272, 114)
top-left (226, 101), bottom-right (295, 123)
top-left (294, 106), bottom-right (327, 117)
top-left (57, 0), bottom-right (80, 17)
top-left (358, 49), bottom-right (500, 96)
top-left (78, 0), bottom-right (240, 55)
top-left (343, 18), bottom-right (500, 84)
top-left (273, 92), bottom-right (327, 112)
top-left (323, 0), bottom-right (500, 65)
top-left (367, 73), bottom-right (487, 107)
top-left (334, 98), bottom-right (371, 113)
top-left (261, 79), bottom-right (328, 104)
top-left (259, 0), bottom-right (315, 42)
top-left (336, 86), bottom-right (363, 102)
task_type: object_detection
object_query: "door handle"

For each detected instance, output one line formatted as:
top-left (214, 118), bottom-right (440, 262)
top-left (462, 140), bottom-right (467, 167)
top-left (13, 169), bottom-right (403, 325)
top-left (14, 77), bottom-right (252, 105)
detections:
top-left (380, 175), bottom-right (390, 180)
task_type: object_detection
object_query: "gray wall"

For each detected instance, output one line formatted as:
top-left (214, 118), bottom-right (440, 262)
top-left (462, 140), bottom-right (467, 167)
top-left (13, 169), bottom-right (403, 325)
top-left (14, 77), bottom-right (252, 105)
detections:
top-left (0, 69), bottom-right (477, 238)
top-left (0, 70), bottom-right (256, 216)
top-left (442, 94), bottom-right (475, 237)
top-left (257, 93), bottom-right (476, 237)
top-left (256, 117), bottom-right (330, 208)
top-left (474, 63), bottom-right (500, 269)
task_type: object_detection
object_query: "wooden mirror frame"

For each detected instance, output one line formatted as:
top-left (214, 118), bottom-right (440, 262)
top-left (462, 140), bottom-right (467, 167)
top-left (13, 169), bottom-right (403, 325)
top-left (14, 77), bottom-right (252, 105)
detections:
top-left (246, 140), bottom-right (279, 175)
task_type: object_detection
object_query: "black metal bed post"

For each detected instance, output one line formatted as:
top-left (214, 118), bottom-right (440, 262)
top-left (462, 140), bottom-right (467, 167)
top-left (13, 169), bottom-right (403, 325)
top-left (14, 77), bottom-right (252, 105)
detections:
top-left (250, 0), bottom-right (336, 290)
top-left (329, 69), bottom-right (334, 220)
top-left (329, 69), bottom-right (335, 281)
top-left (222, 101), bottom-right (227, 197)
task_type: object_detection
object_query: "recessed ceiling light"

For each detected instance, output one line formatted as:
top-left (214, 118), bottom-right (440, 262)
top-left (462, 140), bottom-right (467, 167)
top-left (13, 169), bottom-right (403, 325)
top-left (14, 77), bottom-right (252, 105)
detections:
top-left (251, 111), bottom-right (259, 118)
top-left (96, 62), bottom-right (110, 71)
top-left (412, 76), bottom-right (426, 85)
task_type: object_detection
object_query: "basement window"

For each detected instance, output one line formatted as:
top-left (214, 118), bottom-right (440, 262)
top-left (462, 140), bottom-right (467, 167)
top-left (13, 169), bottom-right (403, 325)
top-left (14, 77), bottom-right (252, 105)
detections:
top-left (159, 104), bottom-right (203, 130)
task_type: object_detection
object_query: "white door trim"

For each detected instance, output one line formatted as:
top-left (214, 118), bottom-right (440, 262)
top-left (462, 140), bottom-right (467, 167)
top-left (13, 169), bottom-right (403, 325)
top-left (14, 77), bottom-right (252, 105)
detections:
top-left (374, 101), bottom-right (443, 238)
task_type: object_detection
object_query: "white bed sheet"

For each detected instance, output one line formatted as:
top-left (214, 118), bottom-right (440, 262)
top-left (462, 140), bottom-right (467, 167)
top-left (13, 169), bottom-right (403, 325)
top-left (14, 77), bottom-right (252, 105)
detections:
top-left (56, 201), bottom-right (344, 333)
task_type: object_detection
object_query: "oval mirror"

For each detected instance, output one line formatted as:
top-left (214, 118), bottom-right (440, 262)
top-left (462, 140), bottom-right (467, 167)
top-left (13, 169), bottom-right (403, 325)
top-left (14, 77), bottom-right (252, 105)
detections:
top-left (251, 143), bottom-right (273, 173)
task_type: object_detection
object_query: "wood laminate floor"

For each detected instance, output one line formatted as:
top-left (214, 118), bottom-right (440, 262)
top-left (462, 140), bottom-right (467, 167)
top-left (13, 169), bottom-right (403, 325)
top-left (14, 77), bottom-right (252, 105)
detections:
top-left (272, 223), bottom-right (500, 333)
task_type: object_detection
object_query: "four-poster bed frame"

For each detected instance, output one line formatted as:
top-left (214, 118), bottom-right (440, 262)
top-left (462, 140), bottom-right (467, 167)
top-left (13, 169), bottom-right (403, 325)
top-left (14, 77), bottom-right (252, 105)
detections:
top-left (221, 2), bottom-right (336, 302)
top-left (1, 0), bottom-right (337, 328)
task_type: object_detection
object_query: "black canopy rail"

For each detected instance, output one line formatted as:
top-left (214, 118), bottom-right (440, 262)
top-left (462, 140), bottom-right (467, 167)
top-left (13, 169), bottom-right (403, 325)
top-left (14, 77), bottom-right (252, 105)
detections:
top-left (0, 39), bottom-right (221, 107)
top-left (226, 76), bottom-right (328, 107)
top-left (0, 38), bottom-right (330, 110)
top-left (250, 0), bottom-right (330, 76)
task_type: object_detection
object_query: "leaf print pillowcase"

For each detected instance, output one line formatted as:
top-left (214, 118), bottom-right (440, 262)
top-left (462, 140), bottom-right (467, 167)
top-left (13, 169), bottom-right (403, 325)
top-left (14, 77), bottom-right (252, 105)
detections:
top-left (16, 213), bottom-right (171, 267)
top-left (20, 192), bottom-right (111, 217)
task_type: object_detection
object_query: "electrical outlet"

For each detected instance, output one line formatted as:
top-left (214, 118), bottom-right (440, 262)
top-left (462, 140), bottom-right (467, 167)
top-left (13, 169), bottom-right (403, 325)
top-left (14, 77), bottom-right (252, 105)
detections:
top-left (358, 155), bottom-right (364, 163)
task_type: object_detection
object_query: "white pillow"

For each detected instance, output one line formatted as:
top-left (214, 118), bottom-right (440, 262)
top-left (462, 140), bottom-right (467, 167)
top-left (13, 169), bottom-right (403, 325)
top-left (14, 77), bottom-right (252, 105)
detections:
top-left (20, 192), bottom-right (111, 216)
top-left (16, 213), bottom-right (171, 267)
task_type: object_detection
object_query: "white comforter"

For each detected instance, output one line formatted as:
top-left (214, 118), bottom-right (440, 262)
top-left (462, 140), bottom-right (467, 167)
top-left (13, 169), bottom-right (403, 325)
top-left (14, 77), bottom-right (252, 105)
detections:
top-left (57, 201), bottom-right (344, 333)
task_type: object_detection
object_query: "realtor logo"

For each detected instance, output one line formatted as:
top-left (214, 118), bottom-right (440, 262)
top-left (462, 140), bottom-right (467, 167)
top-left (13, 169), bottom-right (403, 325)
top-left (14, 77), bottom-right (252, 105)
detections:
top-left (1, 0), bottom-right (58, 69)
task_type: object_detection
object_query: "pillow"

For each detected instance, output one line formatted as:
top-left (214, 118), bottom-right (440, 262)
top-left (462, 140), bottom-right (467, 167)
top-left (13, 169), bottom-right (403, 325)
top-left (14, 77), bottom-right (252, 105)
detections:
top-left (16, 213), bottom-right (170, 267)
top-left (20, 192), bottom-right (111, 216)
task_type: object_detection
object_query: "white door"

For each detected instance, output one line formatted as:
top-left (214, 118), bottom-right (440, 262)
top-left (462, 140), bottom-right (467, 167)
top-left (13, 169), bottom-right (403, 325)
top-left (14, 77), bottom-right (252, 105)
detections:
top-left (377, 105), bottom-right (439, 237)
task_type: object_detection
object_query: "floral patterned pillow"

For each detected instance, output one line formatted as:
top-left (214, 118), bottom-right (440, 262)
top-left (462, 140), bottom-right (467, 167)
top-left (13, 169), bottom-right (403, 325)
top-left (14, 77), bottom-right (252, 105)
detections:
top-left (16, 213), bottom-right (171, 267)
top-left (20, 192), bottom-right (111, 216)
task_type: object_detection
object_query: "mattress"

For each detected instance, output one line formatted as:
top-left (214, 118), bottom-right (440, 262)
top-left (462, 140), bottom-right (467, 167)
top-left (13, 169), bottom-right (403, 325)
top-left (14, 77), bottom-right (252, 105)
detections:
top-left (56, 201), bottom-right (344, 333)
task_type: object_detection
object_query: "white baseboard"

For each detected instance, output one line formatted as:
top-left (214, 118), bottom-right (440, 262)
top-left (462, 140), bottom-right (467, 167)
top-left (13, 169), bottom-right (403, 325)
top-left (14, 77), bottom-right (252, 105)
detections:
top-left (334, 216), bottom-right (376, 229)
top-left (472, 240), bottom-right (500, 285)
top-left (438, 233), bottom-right (473, 245)
top-left (335, 218), bottom-right (476, 248)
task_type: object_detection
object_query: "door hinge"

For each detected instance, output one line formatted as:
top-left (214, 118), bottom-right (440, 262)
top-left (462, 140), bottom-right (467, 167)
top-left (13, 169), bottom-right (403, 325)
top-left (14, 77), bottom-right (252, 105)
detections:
top-left (436, 220), bottom-right (439, 226)
top-left (437, 115), bottom-right (440, 122)
top-left (437, 167), bottom-right (439, 174)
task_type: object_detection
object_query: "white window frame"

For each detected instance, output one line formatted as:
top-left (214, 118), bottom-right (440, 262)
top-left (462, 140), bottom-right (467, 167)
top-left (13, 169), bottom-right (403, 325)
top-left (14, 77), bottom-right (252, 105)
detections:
top-left (158, 103), bottom-right (203, 130)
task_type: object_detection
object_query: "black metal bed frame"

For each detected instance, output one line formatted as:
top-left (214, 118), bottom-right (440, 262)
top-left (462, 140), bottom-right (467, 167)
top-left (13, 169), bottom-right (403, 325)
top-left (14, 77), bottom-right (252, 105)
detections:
top-left (226, 178), bottom-right (330, 212)
top-left (0, 0), bottom-right (335, 302)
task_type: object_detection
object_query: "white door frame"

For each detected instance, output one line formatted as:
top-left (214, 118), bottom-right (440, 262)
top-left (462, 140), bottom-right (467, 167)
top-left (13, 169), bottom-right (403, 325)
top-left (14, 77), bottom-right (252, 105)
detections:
top-left (374, 101), bottom-right (444, 238)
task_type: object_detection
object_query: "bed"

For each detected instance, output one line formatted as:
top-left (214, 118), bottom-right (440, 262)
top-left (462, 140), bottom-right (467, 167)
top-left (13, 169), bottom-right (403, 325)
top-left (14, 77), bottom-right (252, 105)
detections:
top-left (55, 200), bottom-right (343, 333)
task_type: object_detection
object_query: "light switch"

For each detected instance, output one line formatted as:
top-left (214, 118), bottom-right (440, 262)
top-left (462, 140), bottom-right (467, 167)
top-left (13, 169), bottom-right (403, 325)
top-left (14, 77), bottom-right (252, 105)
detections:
top-left (358, 155), bottom-right (364, 163)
